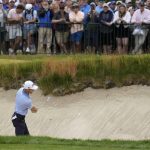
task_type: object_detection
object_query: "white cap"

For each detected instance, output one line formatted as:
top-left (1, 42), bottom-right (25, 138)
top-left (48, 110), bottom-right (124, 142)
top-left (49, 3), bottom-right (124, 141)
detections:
top-left (116, 1), bottom-right (123, 5)
top-left (25, 4), bottom-right (33, 10)
top-left (23, 81), bottom-right (38, 90)
top-left (103, 3), bottom-right (109, 7)
top-left (0, 0), bottom-right (3, 3)
top-left (126, 0), bottom-right (131, 3)
top-left (15, 1), bottom-right (20, 6)
top-left (9, 0), bottom-right (15, 3)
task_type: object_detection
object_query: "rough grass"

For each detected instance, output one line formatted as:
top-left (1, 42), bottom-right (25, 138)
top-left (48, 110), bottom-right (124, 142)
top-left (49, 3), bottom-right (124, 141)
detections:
top-left (0, 54), bottom-right (150, 95)
top-left (1, 136), bottom-right (150, 150)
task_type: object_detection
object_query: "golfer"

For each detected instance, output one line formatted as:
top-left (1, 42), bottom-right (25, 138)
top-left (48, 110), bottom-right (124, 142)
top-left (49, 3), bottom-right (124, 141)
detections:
top-left (12, 80), bottom-right (38, 136)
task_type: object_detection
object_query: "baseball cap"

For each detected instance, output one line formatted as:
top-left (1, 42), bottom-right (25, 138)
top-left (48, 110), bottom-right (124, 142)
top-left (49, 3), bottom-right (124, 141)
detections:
top-left (90, 2), bottom-right (96, 7)
top-left (116, 1), bottom-right (123, 5)
top-left (125, 0), bottom-right (131, 3)
top-left (9, 0), bottom-right (15, 3)
top-left (72, 2), bottom-right (79, 7)
top-left (103, 3), bottom-right (109, 7)
top-left (25, 4), bottom-right (33, 10)
top-left (23, 81), bottom-right (38, 90)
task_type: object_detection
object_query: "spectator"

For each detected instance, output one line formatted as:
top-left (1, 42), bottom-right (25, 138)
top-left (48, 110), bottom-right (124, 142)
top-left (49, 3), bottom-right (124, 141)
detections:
top-left (131, 2), bottom-right (150, 54)
top-left (126, 0), bottom-right (132, 9)
top-left (30, 0), bottom-right (40, 11)
top-left (95, 0), bottom-right (104, 14)
top-left (37, 0), bottom-right (53, 54)
top-left (8, 0), bottom-right (15, 11)
top-left (50, 1), bottom-right (60, 54)
top-left (109, 1), bottom-right (117, 13)
top-left (116, 1), bottom-right (123, 11)
top-left (146, 0), bottom-right (150, 10)
top-left (65, 0), bottom-right (72, 13)
top-left (79, 0), bottom-right (90, 16)
top-left (113, 4), bottom-right (131, 54)
top-left (23, 4), bottom-right (37, 53)
top-left (85, 2), bottom-right (99, 53)
top-left (52, 2), bottom-right (70, 54)
top-left (0, 0), bottom-right (7, 54)
top-left (3, 0), bottom-right (9, 10)
top-left (99, 3), bottom-right (113, 54)
top-left (69, 3), bottom-right (84, 53)
top-left (7, 4), bottom-right (24, 55)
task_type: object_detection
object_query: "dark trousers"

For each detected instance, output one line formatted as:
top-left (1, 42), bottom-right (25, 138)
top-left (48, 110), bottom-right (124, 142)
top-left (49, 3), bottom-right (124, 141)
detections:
top-left (12, 113), bottom-right (30, 136)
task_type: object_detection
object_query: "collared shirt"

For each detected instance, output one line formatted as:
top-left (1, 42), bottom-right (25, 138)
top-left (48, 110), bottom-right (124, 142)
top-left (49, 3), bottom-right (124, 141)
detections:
top-left (131, 8), bottom-right (150, 23)
top-left (15, 88), bottom-right (32, 116)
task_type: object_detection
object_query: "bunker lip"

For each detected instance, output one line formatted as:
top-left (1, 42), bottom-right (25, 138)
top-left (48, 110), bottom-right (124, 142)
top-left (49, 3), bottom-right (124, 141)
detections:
top-left (0, 85), bottom-right (150, 140)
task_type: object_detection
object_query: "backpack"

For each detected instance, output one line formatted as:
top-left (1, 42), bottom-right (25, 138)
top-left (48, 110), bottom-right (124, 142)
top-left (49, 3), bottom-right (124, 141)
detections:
top-left (24, 9), bottom-right (34, 20)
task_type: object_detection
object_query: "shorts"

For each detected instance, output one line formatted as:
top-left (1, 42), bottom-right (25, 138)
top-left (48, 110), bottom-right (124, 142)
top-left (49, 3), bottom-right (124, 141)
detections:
top-left (23, 26), bottom-right (37, 39)
top-left (70, 31), bottom-right (83, 43)
top-left (55, 31), bottom-right (69, 44)
top-left (8, 26), bottom-right (22, 40)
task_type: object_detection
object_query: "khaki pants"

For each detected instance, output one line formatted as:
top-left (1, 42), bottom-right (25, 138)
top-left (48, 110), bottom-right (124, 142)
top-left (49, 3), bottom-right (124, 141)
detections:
top-left (38, 27), bottom-right (52, 54)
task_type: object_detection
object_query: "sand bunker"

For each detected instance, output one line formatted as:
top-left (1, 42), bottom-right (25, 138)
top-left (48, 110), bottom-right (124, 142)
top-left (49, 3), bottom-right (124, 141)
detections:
top-left (1, 85), bottom-right (150, 140)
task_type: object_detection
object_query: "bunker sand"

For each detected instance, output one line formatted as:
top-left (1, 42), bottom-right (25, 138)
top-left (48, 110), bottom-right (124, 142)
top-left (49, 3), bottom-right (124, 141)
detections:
top-left (1, 85), bottom-right (150, 140)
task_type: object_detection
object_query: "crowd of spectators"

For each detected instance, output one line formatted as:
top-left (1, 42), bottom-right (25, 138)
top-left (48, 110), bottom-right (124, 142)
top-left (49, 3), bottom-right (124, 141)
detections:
top-left (0, 0), bottom-right (150, 55)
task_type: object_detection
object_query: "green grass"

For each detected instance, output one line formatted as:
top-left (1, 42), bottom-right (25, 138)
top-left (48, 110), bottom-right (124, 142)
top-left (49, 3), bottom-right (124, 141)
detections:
top-left (0, 54), bottom-right (150, 95)
top-left (0, 136), bottom-right (150, 150)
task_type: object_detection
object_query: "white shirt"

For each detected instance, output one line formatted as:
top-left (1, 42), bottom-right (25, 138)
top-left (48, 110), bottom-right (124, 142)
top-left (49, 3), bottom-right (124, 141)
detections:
top-left (131, 8), bottom-right (150, 24)
top-left (113, 11), bottom-right (131, 23)
top-left (69, 11), bottom-right (84, 34)
top-left (7, 8), bottom-right (23, 28)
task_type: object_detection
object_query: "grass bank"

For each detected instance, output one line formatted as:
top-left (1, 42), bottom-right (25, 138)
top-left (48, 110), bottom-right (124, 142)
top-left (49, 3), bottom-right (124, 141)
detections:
top-left (0, 136), bottom-right (150, 150)
top-left (0, 54), bottom-right (150, 95)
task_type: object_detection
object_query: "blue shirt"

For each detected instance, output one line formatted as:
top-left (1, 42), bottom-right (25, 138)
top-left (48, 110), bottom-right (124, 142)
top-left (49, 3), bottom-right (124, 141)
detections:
top-left (15, 88), bottom-right (32, 116)
top-left (3, 4), bottom-right (9, 10)
top-left (38, 9), bottom-right (52, 28)
top-left (96, 6), bottom-right (103, 14)
top-left (80, 4), bottom-right (91, 16)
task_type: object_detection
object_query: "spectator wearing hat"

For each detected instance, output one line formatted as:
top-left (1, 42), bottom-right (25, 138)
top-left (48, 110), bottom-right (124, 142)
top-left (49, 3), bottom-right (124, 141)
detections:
top-left (116, 1), bottom-right (123, 11)
top-left (98, 3), bottom-right (114, 54)
top-left (113, 4), bottom-right (131, 54)
top-left (131, 2), bottom-right (150, 54)
top-left (69, 3), bottom-right (84, 53)
top-left (12, 80), bottom-right (38, 136)
top-left (109, 1), bottom-right (117, 13)
top-left (65, 0), bottom-right (73, 13)
top-left (23, 4), bottom-right (37, 53)
top-left (8, 0), bottom-right (15, 10)
top-left (37, 0), bottom-right (53, 54)
top-left (52, 2), bottom-right (70, 54)
top-left (95, 0), bottom-right (104, 14)
top-left (7, 4), bottom-right (24, 55)
top-left (85, 2), bottom-right (99, 53)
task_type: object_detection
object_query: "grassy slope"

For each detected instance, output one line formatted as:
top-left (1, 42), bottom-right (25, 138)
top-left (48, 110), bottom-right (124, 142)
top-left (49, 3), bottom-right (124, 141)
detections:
top-left (1, 136), bottom-right (150, 150)
top-left (1, 54), bottom-right (150, 95)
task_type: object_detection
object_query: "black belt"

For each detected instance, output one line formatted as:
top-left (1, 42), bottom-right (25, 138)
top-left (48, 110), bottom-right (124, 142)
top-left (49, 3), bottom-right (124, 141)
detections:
top-left (13, 112), bottom-right (25, 121)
